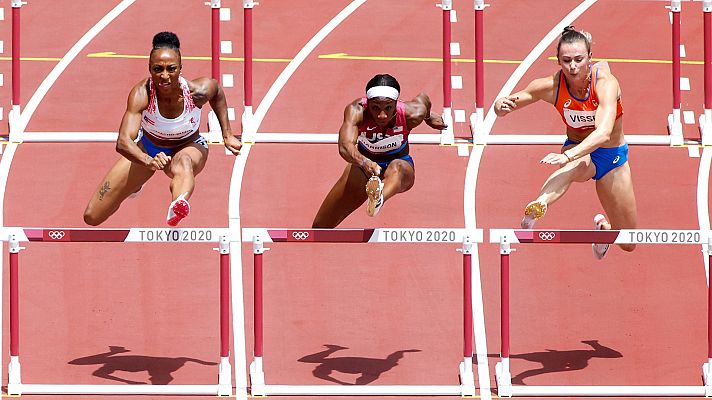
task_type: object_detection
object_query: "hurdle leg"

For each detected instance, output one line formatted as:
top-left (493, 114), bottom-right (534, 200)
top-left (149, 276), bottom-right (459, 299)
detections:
top-left (701, 1), bottom-right (712, 145)
top-left (667, 0), bottom-right (684, 145)
top-left (469, 0), bottom-right (487, 145)
top-left (8, 234), bottom-right (24, 395)
top-left (704, 237), bottom-right (712, 396)
top-left (214, 236), bottom-right (233, 396)
top-left (249, 235), bottom-right (268, 396)
top-left (495, 236), bottom-right (512, 397)
top-left (458, 235), bottom-right (476, 396)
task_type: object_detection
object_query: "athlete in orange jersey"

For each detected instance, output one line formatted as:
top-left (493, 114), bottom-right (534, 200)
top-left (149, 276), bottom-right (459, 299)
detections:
top-left (494, 26), bottom-right (637, 259)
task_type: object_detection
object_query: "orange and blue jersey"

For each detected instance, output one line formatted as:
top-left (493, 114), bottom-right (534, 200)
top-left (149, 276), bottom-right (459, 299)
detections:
top-left (554, 68), bottom-right (628, 180)
top-left (554, 68), bottom-right (623, 132)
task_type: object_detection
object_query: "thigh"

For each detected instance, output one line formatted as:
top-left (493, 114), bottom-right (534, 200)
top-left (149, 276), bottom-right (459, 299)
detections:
top-left (595, 162), bottom-right (637, 229)
top-left (164, 143), bottom-right (209, 178)
top-left (88, 157), bottom-right (154, 208)
top-left (383, 159), bottom-right (415, 192)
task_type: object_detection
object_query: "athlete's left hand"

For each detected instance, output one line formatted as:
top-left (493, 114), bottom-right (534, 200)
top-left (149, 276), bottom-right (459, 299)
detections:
top-left (540, 152), bottom-right (569, 165)
top-left (425, 113), bottom-right (448, 130)
top-left (224, 135), bottom-right (242, 155)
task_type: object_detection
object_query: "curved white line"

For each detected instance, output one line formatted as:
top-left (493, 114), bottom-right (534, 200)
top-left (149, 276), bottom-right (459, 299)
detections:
top-left (463, 2), bottom-right (597, 398)
top-left (697, 147), bottom-right (711, 285)
top-left (227, 2), bottom-right (367, 398)
top-left (18, 0), bottom-right (136, 132)
top-left (0, 1), bottom-right (135, 395)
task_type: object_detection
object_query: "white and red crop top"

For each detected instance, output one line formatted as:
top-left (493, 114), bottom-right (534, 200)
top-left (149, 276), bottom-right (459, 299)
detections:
top-left (140, 76), bottom-right (201, 141)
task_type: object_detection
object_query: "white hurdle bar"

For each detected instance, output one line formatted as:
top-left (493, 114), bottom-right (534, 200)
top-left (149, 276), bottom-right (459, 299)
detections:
top-left (8, 132), bottom-right (696, 146)
top-left (4, 227), bottom-right (236, 396)
top-left (242, 227), bottom-right (482, 397)
top-left (490, 229), bottom-right (712, 397)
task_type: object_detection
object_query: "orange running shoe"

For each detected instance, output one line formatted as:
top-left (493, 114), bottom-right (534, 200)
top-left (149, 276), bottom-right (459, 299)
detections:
top-left (521, 200), bottom-right (547, 229)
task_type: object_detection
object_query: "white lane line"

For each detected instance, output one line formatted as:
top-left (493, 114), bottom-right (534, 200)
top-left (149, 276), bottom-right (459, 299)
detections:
top-left (0, 1), bottom-right (136, 394)
top-left (697, 148), bottom-right (711, 285)
top-left (227, 2), bottom-right (367, 398)
top-left (17, 0), bottom-right (136, 133)
top-left (463, 2), bottom-right (598, 398)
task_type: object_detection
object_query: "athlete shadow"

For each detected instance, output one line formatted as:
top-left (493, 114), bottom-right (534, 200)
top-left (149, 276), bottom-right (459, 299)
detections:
top-left (491, 340), bottom-right (622, 385)
top-left (68, 346), bottom-right (217, 384)
top-left (298, 344), bottom-right (421, 385)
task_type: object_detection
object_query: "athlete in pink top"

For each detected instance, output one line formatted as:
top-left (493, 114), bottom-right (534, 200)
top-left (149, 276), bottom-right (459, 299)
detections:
top-left (494, 26), bottom-right (637, 259)
top-left (312, 74), bottom-right (447, 228)
top-left (84, 32), bottom-right (242, 227)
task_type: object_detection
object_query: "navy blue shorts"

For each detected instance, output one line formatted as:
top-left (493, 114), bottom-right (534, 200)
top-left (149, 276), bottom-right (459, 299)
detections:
top-left (564, 139), bottom-right (628, 180)
top-left (140, 133), bottom-right (208, 157)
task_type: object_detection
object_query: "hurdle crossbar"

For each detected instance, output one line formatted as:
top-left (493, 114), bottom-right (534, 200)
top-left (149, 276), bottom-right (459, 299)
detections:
top-left (5, 227), bottom-right (235, 396)
top-left (7, 132), bottom-right (691, 146)
top-left (490, 228), bottom-right (712, 397)
top-left (246, 227), bottom-right (481, 397)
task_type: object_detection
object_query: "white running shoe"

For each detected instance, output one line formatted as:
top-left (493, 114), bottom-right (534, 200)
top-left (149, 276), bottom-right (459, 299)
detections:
top-left (166, 193), bottom-right (190, 226)
top-left (592, 213), bottom-right (610, 260)
top-left (521, 200), bottom-right (547, 229)
top-left (366, 175), bottom-right (384, 217)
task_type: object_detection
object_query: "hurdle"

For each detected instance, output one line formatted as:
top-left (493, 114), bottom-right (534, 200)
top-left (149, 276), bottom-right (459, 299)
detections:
top-left (8, 0), bottom-right (23, 143)
top-left (2, 227), bottom-right (236, 396)
top-left (667, 0), bottom-right (684, 145)
top-left (242, 227), bottom-right (482, 397)
top-left (700, 0), bottom-right (712, 145)
top-left (490, 228), bottom-right (712, 397)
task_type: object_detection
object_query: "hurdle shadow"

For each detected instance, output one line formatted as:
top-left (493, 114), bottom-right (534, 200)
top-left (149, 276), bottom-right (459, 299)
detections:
top-left (68, 346), bottom-right (217, 384)
top-left (298, 344), bottom-right (421, 385)
top-left (484, 340), bottom-right (622, 385)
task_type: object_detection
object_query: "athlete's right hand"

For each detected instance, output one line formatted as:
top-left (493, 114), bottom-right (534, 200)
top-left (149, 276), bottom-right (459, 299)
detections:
top-left (149, 152), bottom-right (171, 170)
top-left (360, 159), bottom-right (381, 177)
top-left (495, 95), bottom-right (519, 116)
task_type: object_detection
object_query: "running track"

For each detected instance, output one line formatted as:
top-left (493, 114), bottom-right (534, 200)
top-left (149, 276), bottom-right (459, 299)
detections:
top-left (0, 1), bottom-right (709, 399)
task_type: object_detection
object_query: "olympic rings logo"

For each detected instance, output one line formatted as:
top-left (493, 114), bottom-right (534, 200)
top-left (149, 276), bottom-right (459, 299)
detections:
top-left (538, 232), bottom-right (556, 241)
top-left (47, 230), bottom-right (66, 240)
top-left (292, 231), bottom-right (310, 240)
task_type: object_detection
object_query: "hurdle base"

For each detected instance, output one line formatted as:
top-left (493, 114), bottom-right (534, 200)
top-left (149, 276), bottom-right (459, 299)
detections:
top-left (10, 384), bottom-right (224, 395)
top-left (495, 361), bottom-right (512, 398)
top-left (440, 107), bottom-right (454, 145)
top-left (217, 356), bottom-right (232, 396)
top-left (207, 111), bottom-right (223, 144)
top-left (700, 111), bottom-right (712, 146)
top-left (241, 106), bottom-right (254, 145)
top-left (668, 113), bottom-right (684, 146)
top-left (257, 384), bottom-right (464, 396)
top-left (459, 358), bottom-right (476, 396)
top-left (249, 358), bottom-right (266, 396)
top-left (8, 356), bottom-right (22, 395)
top-left (506, 385), bottom-right (708, 397)
top-left (703, 362), bottom-right (712, 396)
top-left (469, 109), bottom-right (485, 145)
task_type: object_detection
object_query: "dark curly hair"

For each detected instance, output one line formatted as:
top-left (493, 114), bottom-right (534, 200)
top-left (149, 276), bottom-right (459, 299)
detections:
top-left (151, 31), bottom-right (181, 57)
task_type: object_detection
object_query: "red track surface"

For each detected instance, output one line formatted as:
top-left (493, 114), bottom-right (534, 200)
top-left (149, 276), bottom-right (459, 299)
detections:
top-left (1, 1), bottom-right (710, 399)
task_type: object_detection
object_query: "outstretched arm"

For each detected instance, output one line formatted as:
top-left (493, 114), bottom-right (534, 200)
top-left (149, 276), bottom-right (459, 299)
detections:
top-left (406, 93), bottom-right (447, 130)
top-left (338, 100), bottom-right (380, 176)
top-left (205, 78), bottom-right (242, 155)
top-left (494, 74), bottom-right (557, 117)
top-left (115, 81), bottom-right (170, 170)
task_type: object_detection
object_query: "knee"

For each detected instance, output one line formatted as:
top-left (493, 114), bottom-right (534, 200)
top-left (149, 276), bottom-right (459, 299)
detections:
top-left (83, 202), bottom-right (108, 226)
top-left (83, 209), bottom-right (103, 226)
top-left (170, 154), bottom-right (194, 175)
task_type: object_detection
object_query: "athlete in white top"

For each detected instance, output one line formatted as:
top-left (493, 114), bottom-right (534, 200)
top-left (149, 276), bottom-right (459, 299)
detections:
top-left (84, 32), bottom-right (241, 226)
